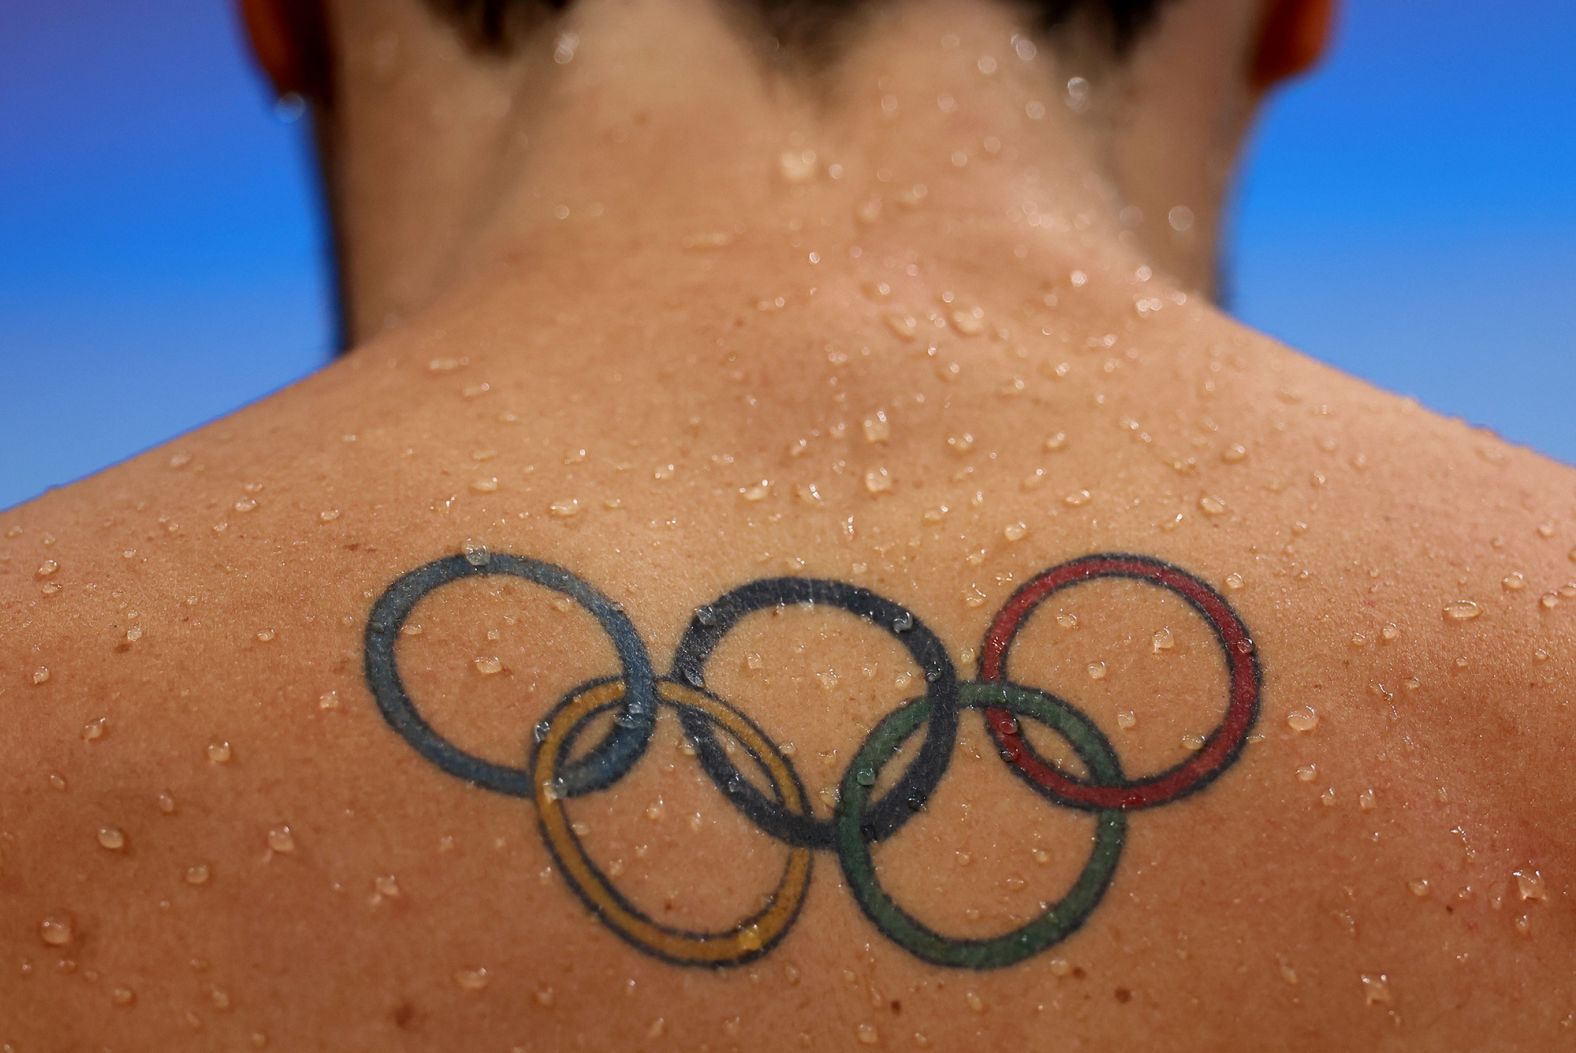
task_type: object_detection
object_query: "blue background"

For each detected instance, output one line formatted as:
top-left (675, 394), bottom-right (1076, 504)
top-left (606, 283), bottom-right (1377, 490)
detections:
top-left (2, 3), bottom-right (1572, 509)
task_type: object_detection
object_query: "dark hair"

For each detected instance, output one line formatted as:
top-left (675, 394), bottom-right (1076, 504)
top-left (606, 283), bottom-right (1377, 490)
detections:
top-left (427, 0), bottom-right (1170, 58)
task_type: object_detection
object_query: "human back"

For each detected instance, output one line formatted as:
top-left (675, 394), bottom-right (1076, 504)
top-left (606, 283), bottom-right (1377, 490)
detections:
top-left (3, 0), bottom-right (1573, 1048)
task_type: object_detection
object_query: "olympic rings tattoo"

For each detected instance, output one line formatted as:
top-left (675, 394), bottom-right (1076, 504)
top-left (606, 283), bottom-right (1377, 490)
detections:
top-left (364, 551), bottom-right (1261, 970)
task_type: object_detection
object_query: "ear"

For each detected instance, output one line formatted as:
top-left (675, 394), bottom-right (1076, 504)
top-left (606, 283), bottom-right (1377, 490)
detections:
top-left (238, 0), bottom-right (332, 101)
top-left (1251, 0), bottom-right (1336, 90)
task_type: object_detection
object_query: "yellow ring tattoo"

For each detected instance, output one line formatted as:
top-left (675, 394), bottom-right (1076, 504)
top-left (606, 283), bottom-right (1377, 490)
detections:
top-left (534, 678), bottom-right (813, 966)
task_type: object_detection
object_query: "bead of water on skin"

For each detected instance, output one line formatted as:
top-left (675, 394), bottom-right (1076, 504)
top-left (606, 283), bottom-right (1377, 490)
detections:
top-left (1539, 592), bottom-right (1560, 609)
top-left (1221, 444), bottom-right (1247, 464)
top-left (1181, 733), bottom-right (1205, 751)
top-left (549, 498), bottom-right (581, 517)
top-left (1224, 572), bottom-right (1245, 591)
top-left (97, 825), bottom-right (127, 851)
top-left (1502, 572), bottom-right (1526, 591)
top-left (1044, 432), bottom-right (1068, 452)
top-left (1358, 788), bottom-right (1376, 812)
top-left (1513, 867), bottom-right (1545, 901)
top-left (36, 559), bottom-right (60, 578)
top-left (318, 509), bottom-right (340, 523)
top-left (255, 627), bottom-right (275, 643)
top-left (82, 717), bottom-right (108, 741)
top-left (1296, 764), bottom-right (1317, 782)
top-left (862, 411), bottom-right (891, 443)
top-left (473, 655), bottom-right (504, 676)
top-left (1064, 489), bottom-right (1091, 507)
top-left (884, 312), bottom-right (919, 340)
top-left (1086, 661), bottom-right (1107, 680)
top-left (1287, 707), bottom-right (1319, 733)
top-left (32, 666), bottom-right (49, 685)
top-left (427, 356), bottom-right (465, 373)
top-left (864, 468), bottom-right (893, 494)
top-left (1409, 878), bottom-right (1431, 897)
top-left (1115, 710), bottom-right (1137, 730)
top-left (1360, 973), bottom-right (1391, 1006)
top-left (234, 497), bottom-right (258, 513)
top-left (454, 967), bottom-right (491, 991)
top-left (1442, 599), bottom-right (1482, 621)
top-left (158, 791), bottom-right (177, 814)
top-left (951, 307), bottom-right (986, 336)
top-left (207, 741), bottom-right (233, 764)
top-left (267, 825), bottom-right (295, 853)
top-left (855, 1023), bottom-right (880, 1045)
top-left (1320, 787), bottom-right (1337, 807)
top-left (1198, 495), bottom-right (1227, 516)
top-left (470, 477), bottom-right (498, 494)
top-left (1003, 521), bottom-right (1029, 542)
top-left (740, 481), bottom-right (771, 501)
top-left (1152, 627), bottom-right (1175, 653)
top-left (111, 986), bottom-right (136, 1007)
top-left (185, 864), bottom-right (211, 885)
top-left (40, 914), bottom-right (75, 946)
top-left (318, 689), bottom-right (340, 710)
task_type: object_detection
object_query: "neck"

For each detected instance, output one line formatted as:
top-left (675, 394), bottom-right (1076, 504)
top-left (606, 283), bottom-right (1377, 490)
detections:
top-left (324, 0), bottom-right (1230, 342)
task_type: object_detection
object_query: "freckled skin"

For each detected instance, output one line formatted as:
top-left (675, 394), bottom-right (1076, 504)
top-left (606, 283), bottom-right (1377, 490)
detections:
top-left (3, 1), bottom-right (1575, 1049)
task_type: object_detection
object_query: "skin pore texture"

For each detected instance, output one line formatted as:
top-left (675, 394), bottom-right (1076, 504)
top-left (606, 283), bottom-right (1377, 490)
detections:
top-left (2, 0), bottom-right (1573, 1049)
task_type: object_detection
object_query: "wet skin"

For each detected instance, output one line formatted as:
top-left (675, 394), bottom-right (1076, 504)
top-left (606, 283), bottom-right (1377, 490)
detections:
top-left (2, 253), bottom-right (1572, 1049)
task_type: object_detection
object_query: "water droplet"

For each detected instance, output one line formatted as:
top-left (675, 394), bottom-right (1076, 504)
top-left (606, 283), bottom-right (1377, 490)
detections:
top-left (1296, 764), bottom-right (1317, 782)
top-left (1358, 788), bottom-right (1376, 812)
top-left (185, 863), bottom-right (211, 886)
top-left (549, 498), bottom-right (581, 518)
top-left (1086, 661), bottom-right (1107, 680)
top-left (267, 825), bottom-right (296, 854)
top-left (32, 666), bottom-right (49, 686)
top-left (40, 914), bottom-right (75, 947)
top-left (1359, 972), bottom-right (1391, 1006)
top-left (864, 467), bottom-right (894, 495)
top-left (81, 717), bottom-right (108, 741)
top-left (777, 149), bottom-right (818, 183)
top-left (1151, 627), bottom-right (1175, 653)
top-left (862, 411), bottom-right (891, 444)
top-left (318, 689), bottom-right (340, 710)
top-left (1502, 572), bottom-right (1527, 591)
top-left (1198, 495), bottom-right (1227, 517)
top-left (534, 986), bottom-right (556, 1008)
top-left (1408, 878), bottom-right (1431, 897)
top-left (1513, 867), bottom-right (1545, 901)
top-left (1442, 600), bottom-right (1482, 622)
top-left (1224, 572), bottom-right (1245, 591)
top-left (855, 768), bottom-right (876, 788)
top-left (97, 825), bottom-right (127, 851)
top-left (111, 986), bottom-right (136, 1008)
top-left (1115, 710), bottom-right (1137, 730)
top-left (1064, 489), bottom-right (1092, 507)
top-left (453, 966), bottom-right (491, 991)
top-left (1286, 707), bottom-right (1319, 733)
top-left (427, 356), bottom-right (465, 374)
top-left (254, 627), bottom-right (275, 643)
top-left (855, 1022), bottom-right (881, 1045)
top-left (207, 741), bottom-right (233, 764)
top-left (1003, 521), bottom-right (1029, 542)
top-left (892, 611), bottom-right (914, 633)
top-left (1220, 443), bottom-right (1247, 464)
top-left (473, 655), bottom-right (504, 676)
top-left (1180, 733), bottom-right (1205, 751)
top-left (470, 477), bottom-right (499, 494)
top-left (1055, 611), bottom-right (1079, 630)
top-left (36, 559), bottom-right (60, 578)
